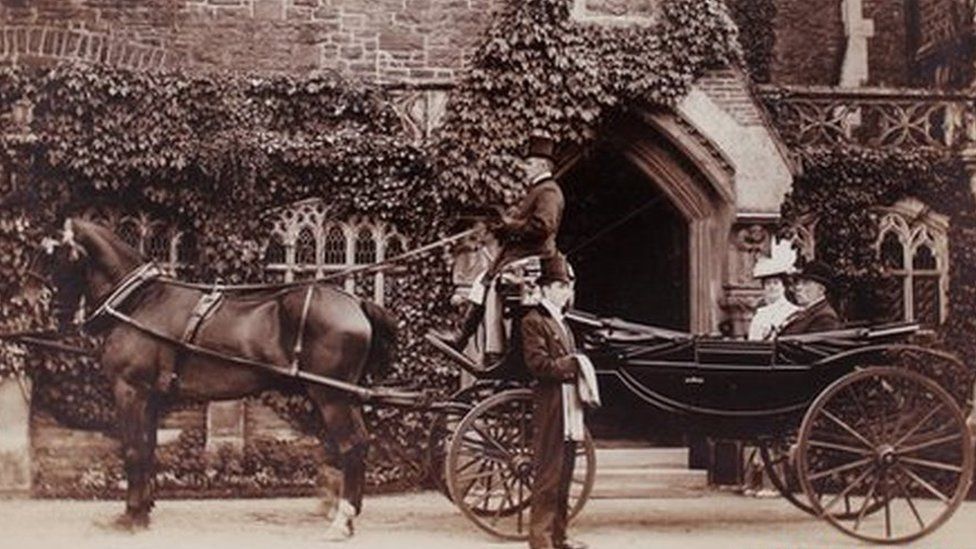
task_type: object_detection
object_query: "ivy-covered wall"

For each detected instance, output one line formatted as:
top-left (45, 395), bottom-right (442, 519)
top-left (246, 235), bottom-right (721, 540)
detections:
top-left (0, 0), bottom-right (746, 497)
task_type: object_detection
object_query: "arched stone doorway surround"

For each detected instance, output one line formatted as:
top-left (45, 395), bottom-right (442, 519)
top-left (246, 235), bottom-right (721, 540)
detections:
top-left (556, 73), bottom-right (793, 334)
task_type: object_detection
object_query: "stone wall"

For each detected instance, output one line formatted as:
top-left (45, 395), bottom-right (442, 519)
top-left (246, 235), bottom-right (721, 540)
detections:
top-left (769, 0), bottom-right (846, 85)
top-left (864, 0), bottom-right (910, 87)
top-left (0, 0), bottom-right (504, 82)
top-left (769, 0), bottom-right (912, 87)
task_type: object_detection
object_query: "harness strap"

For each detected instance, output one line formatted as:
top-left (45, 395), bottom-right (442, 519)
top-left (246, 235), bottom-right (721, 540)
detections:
top-left (158, 285), bottom-right (226, 392)
top-left (85, 263), bottom-right (163, 326)
top-left (181, 287), bottom-right (225, 343)
top-left (289, 286), bottom-right (316, 376)
top-left (102, 304), bottom-right (378, 401)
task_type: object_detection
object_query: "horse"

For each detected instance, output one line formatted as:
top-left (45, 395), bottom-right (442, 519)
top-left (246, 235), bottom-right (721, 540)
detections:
top-left (37, 218), bottom-right (397, 539)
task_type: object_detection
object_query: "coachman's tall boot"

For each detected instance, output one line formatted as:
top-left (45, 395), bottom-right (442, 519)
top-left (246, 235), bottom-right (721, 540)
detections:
top-left (430, 303), bottom-right (484, 352)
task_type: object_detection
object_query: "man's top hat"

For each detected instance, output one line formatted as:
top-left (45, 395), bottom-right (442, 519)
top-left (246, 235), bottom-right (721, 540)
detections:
top-left (797, 260), bottom-right (835, 289)
top-left (538, 254), bottom-right (573, 284)
top-left (526, 131), bottom-right (555, 160)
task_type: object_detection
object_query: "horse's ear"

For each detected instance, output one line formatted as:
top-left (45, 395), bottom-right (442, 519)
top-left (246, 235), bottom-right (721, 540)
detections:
top-left (61, 218), bottom-right (87, 260)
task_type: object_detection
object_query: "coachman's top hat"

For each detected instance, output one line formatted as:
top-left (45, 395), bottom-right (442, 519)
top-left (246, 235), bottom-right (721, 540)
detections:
top-left (538, 254), bottom-right (573, 284)
top-left (797, 260), bottom-right (835, 289)
top-left (526, 131), bottom-right (555, 161)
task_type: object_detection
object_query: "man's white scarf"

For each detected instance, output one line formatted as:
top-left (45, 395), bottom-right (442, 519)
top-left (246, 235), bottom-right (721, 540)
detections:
top-left (540, 298), bottom-right (601, 442)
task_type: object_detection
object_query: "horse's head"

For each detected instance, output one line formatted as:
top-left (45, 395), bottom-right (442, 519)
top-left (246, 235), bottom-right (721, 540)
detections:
top-left (31, 219), bottom-right (91, 331)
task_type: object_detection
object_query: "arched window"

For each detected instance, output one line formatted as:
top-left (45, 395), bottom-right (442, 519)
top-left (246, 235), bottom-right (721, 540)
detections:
top-left (295, 226), bottom-right (317, 266)
top-left (354, 228), bottom-right (377, 264)
top-left (386, 235), bottom-right (404, 260)
top-left (264, 233), bottom-right (286, 265)
top-left (323, 225), bottom-right (347, 265)
top-left (874, 199), bottom-right (948, 328)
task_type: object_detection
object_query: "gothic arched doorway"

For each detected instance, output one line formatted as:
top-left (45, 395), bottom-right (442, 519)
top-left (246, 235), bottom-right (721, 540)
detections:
top-left (559, 144), bottom-right (690, 330)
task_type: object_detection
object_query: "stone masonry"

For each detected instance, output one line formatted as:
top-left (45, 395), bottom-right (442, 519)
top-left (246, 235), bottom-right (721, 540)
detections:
top-left (0, 0), bottom-right (505, 81)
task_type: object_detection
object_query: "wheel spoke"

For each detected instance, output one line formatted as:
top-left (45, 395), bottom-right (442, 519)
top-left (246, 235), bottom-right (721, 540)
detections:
top-left (846, 382), bottom-right (883, 444)
top-left (808, 455), bottom-right (874, 481)
top-left (821, 464), bottom-right (877, 513)
top-left (895, 433), bottom-right (962, 456)
top-left (895, 464), bottom-right (951, 503)
top-left (822, 409), bottom-right (877, 450)
top-left (472, 423), bottom-right (513, 461)
top-left (891, 467), bottom-right (926, 530)
top-left (898, 456), bottom-right (964, 474)
top-left (884, 479), bottom-right (892, 539)
top-left (891, 403), bottom-right (945, 449)
top-left (456, 469), bottom-right (504, 486)
top-left (808, 438), bottom-right (874, 456)
top-left (853, 471), bottom-right (882, 531)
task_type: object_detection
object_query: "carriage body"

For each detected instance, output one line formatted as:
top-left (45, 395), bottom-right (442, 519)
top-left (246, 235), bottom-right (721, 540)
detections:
top-left (569, 311), bottom-right (929, 439)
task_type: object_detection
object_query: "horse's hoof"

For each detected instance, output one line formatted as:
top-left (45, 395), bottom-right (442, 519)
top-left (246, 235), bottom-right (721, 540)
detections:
top-left (110, 512), bottom-right (150, 532)
top-left (323, 521), bottom-right (353, 542)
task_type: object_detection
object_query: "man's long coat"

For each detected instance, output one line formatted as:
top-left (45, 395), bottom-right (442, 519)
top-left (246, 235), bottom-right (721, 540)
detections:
top-left (520, 305), bottom-right (577, 549)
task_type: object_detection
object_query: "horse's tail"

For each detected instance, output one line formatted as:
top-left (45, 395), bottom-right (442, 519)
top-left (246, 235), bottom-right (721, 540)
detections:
top-left (360, 300), bottom-right (397, 379)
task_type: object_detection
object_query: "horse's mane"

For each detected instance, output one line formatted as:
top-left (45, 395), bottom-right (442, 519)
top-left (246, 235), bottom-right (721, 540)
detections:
top-left (70, 218), bottom-right (145, 279)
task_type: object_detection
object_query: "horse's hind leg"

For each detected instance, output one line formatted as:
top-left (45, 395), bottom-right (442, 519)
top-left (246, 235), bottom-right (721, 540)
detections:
top-left (112, 378), bottom-right (159, 530)
top-left (306, 389), bottom-right (369, 541)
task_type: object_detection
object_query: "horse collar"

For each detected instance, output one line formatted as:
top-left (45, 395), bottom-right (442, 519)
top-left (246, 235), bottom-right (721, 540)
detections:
top-left (85, 263), bottom-right (163, 327)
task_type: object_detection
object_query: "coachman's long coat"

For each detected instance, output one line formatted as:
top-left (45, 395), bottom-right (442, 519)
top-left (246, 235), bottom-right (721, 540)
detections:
top-left (489, 177), bottom-right (564, 276)
top-left (520, 305), bottom-right (578, 549)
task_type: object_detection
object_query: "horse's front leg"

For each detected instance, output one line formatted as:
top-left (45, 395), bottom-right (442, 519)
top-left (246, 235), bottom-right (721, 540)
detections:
top-left (112, 377), bottom-right (158, 530)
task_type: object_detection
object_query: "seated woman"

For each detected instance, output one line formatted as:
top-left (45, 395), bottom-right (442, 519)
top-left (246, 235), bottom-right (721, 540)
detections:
top-left (778, 261), bottom-right (842, 336)
top-left (748, 256), bottom-right (800, 341)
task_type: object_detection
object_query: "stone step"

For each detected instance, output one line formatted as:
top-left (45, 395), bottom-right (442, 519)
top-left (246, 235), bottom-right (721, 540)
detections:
top-left (594, 447), bottom-right (690, 469)
top-left (590, 467), bottom-right (709, 499)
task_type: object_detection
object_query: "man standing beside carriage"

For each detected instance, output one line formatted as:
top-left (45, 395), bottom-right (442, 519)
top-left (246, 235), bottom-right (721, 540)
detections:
top-left (521, 254), bottom-right (597, 549)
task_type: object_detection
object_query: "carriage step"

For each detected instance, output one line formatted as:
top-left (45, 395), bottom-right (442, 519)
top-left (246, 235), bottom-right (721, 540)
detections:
top-left (591, 467), bottom-right (708, 499)
top-left (594, 447), bottom-right (689, 469)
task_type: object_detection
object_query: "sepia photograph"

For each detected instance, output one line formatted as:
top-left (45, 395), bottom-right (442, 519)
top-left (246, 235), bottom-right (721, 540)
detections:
top-left (0, 0), bottom-right (974, 547)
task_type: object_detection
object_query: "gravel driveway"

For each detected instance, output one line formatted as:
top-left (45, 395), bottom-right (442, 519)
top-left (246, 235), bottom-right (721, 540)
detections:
top-left (1, 491), bottom-right (972, 549)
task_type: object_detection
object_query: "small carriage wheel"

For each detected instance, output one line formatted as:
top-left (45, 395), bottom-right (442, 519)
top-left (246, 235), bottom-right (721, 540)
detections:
top-left (424, 380), bottom-right (521, 500)
top-left (759, 437), bottom-right (817, 516)
top-left (760, 437), bottom-right (886, 520)
top-left (796, 367), bottom-right (974, 544)
top-left (445, 388), bottom-right (596, 541)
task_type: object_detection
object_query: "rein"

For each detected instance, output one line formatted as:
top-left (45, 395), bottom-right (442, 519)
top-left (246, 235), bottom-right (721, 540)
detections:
top-left (160, 227), bottom-right (478, 292)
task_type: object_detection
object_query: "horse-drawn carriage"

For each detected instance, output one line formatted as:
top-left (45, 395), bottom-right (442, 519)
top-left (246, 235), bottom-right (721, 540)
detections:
top-left (7, 219), bottom-right (975, 544)
top-left (426, 309), bottom-right (974, 544)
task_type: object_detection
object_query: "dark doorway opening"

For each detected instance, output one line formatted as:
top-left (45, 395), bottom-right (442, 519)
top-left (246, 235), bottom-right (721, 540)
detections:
top-left (558, 144), bottom-right (690, 442)
top-left (559, 144), bottom-right (689, 330)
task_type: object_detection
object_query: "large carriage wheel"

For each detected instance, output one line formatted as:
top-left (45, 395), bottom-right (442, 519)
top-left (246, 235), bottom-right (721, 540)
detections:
top-left (424, 379), bottom-right (521, 499)
top-left (760, 437), bottom-right (885, 520)
top-left (445, 388), bottom-right (596, 540)
top-left (796, 367), bottom-right (974, 544)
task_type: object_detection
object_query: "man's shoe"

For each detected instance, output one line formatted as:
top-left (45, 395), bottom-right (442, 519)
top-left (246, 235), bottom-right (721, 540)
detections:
top-left (557, 539), bottom-right (588, 549)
